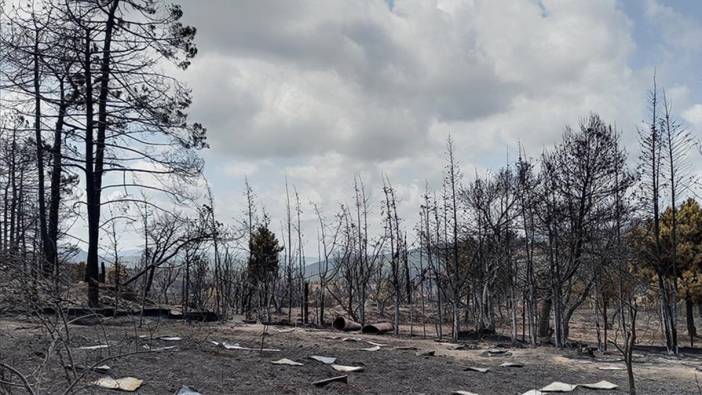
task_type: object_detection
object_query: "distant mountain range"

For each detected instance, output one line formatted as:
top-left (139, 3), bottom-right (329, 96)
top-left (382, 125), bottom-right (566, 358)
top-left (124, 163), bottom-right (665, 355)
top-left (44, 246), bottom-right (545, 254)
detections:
top-left (61, 248), bottom-right (143, 266)
top-left (301, 248), bottom-right (425, 279)
top-left (62, 247), bottom-right (427, 279)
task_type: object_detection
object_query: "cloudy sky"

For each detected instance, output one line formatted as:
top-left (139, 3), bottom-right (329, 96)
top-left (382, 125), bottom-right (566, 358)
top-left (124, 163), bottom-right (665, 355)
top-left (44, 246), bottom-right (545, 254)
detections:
top-left (170, 0), bottom-right (702, 252)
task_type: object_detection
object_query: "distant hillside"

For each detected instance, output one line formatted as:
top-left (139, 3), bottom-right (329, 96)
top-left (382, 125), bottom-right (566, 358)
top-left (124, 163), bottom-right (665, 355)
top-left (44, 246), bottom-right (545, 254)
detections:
top-left (61, 248), bottom-right (142, 266)
top-left (302, 248), bottom-right (425, 279)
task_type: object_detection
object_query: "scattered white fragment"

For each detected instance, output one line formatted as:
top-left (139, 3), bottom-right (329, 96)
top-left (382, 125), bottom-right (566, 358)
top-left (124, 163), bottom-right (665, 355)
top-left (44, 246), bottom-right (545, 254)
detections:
top-left (272, 358), bottom-right (303, 366)
top-left (465, 366), bottom-right (489, 373)
top-left (175, 385), bottom-right (202, 395)
top-left (331, 364), bottom-right (364, 372)
top-left (324, 335), bottom-right (341, 340)
top-left (500, 362), bottom-right (524, 368)
top-left (210, 340), bottom-right (220, 346)
top-left (342, 337), bottom-right (362, 342)
top-left (488, 349), bottom-right (507, 355)
top-left (65, 364), bottom-right (111, 372)
top-left (580, 381), bottom-right (618, 390)
top-left (221, 341), bottom-right (280, 352)
top-left (221, 341), bottom-right (243, 350)
top-left (597, 366), bottom-right (624, 370)
top-left (276, 328), bottom-right (295, 333)
top-left (159, 336), bottom-right (182, 341)
top-left (360, 345), bottom-right (380, 352)
top-left (93, 377), bottom-right (143, 392)
top-left (521, 390), bottom-right (544, 395)
top-left (312, 375), bottom-right (349, 387)
top-left (79, 344), bottom-right (109, 350)
top-left (452, 391), bottom-right (478, 395)
top-left (138, 335), bottom-right (148, 339)
top-left (143, 345), bottom-right (176, 352)
top-left (366, 341), bottom-right (387, 347)
top-left (540, 381), bottom-right (577, 392)
top-left (310, 355), bottom-right (336, 364)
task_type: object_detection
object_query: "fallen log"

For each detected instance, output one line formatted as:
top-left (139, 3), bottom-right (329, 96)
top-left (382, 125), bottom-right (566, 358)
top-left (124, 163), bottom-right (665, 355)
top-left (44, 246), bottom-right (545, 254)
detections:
top-left (183, 311), bottom-right (219, 322)
top-left (361, 322), bottom-right (394, 334)
top-left (332, 316), bottom-right (362, 331)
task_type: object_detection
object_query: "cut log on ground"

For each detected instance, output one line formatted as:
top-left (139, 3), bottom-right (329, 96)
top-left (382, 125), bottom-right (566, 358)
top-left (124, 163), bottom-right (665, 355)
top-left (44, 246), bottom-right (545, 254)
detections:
top-left (332, 316), bottom-right (362, 331)
top-left (361, 322), bottom-right (394, 334)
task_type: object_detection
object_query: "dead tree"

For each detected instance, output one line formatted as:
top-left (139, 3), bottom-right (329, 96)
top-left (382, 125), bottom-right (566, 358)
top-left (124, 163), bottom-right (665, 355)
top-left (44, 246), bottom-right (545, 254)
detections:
top-left (383, 178), bottom-right (403, 335)
top-left (440, 136), bottom-right (467, 342)
top-left (293, 187), bottom-right (307, 323)
top-left (421, 186), bottom-right (445, 338)
top-left (312, 202), bottom-right (342, 326)
top-left (660, 91), bottom-right (693, 347)
top-left (638, 77), bottom-right (677, 353)
top-left (540, 114), bottom-right (632, 346)
top-left (48, 0), bottom-right (205, 307)
top-left (284, 179), bottom-right (294, 322)
top-left (515, 148), bottom-right (540, 345)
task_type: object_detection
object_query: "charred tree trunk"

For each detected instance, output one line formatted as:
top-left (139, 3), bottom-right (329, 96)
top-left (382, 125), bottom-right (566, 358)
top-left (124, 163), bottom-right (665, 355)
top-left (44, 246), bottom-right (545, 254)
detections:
top-left (32, 29), bottom-right (49, 274)
top-left (686, 290), bottom-right (696, 346)
top-left (83, 0), bottom-right (119, 307)
top-left (47, 83), bottom-right (67, 280)
top-left (538, 297), bottom-right (552, 341)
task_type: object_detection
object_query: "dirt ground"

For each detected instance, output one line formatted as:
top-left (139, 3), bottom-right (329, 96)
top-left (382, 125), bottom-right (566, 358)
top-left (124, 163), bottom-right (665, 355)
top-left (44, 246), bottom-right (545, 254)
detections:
top-left (0, 316), bottom-right (700, 395)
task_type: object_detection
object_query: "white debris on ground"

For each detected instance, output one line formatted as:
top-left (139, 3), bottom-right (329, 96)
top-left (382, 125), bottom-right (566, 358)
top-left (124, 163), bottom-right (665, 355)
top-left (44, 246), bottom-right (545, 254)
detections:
top-left (142, 345), bottom-right (176, 352)
top-left (271, 358), bottom-right (304, 366)
top-left (597, 365), bottom-right (624, 370)
top-left (93, 377), bottom-right (143, 392)
top-left (78, 344), bottom-right (109, 350)
top-left (211, 341), bottom-right (281, 352)
top-left (309, 355), bottom-right (336, 364)
top-left (175, 385), bottom-right (202, 395)
top-left (540, 381), bottom-right (577, 392)
top-left (580, 380), bottom-right (618, 390)
top-left (331, 364), bottom-right (365, 372)
top-left (159, 336), bottom-right (182, 341)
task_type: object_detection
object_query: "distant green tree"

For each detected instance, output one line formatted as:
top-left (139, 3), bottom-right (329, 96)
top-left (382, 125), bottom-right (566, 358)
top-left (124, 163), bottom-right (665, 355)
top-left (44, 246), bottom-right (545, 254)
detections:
top-left (247, 224), bottom-right (283, 320)
top-left (661, 198), bottom-right (702, 344)
top-left (633, 198), bottom-right (702, 346)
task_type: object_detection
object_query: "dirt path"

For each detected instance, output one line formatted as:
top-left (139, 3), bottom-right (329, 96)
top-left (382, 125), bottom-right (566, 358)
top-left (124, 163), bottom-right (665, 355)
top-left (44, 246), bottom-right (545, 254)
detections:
top-left (0, 317), bottom-right (698, 394)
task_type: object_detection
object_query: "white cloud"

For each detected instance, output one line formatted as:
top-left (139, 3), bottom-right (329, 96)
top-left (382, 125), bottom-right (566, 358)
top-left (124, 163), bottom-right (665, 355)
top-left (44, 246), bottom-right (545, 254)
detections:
top-left (180, 0), bottom-right (643, 164)
top-left (683, 104), bottom-right (702, 129)
top-left (644, 0), bottom-right (702, 52)
top-left (169, 0), bottom-right (690, 250)
top-left (224, 161), bottom-right (260, 178)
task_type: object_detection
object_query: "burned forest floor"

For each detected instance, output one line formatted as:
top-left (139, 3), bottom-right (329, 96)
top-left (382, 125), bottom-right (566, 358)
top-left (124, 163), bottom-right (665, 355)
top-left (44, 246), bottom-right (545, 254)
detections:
top-left (1, 315), bottom-right (701, 394)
